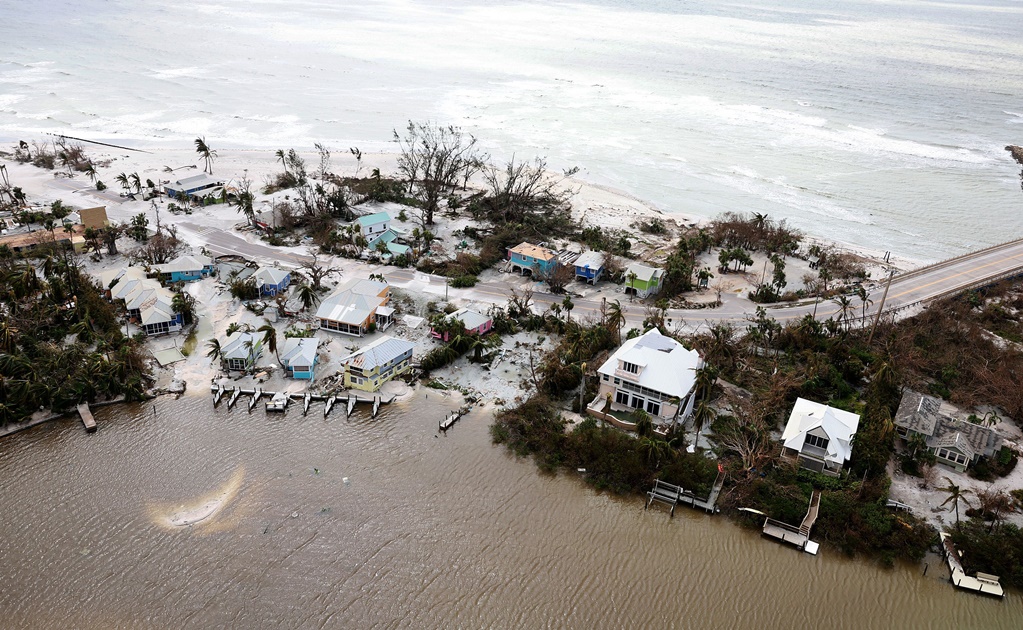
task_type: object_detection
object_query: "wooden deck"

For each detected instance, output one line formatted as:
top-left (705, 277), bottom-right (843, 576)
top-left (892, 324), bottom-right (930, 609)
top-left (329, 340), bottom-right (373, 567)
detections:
top-left (762, 490), bottom-right (820, 553)
top-left (76, 403), bottom-right (97, 433)
top-left (645, 469), bottom-right (724, 517)
top-left (940, 532), bottom-right (1004, 598)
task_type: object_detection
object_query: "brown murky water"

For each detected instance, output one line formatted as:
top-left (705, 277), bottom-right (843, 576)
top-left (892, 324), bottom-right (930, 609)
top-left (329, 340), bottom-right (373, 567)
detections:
top-left (0, 391), bottom-right (1018, 628)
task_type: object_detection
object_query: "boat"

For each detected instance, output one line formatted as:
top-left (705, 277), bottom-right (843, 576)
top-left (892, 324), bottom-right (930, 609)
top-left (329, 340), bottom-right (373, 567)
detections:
top-left (265, 392), bottom-right (289, 412)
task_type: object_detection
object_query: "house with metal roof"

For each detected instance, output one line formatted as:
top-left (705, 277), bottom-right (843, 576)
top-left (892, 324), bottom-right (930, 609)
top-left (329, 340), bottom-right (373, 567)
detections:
top-left (574, 250), bottom-right (605, 284)
top-left (315, 279), bottom-right (393, 336)
top-left (624, 262), bottom-right (663, 298)
top-left (781, 399), bottom-right (861, 476)
top-left (154, 255), bottom-right (215, 283)
top-left (164, 174), bottom-right (225, 199)
top-left (367, 228), bottom-right (411, 258)
top-left (280, 337), bottom-right (319, 380)
top-left (592, 329), bottom-right (702, 425)
top-left (430, 308), bottom-right (493, 341)
top-left (340, 336), bottom-right (415, 392)
top-left (894, 390), bottom-right (1002, 472)
top-left (508, 242), bottom-right (558, 277)
top-left (220, 332), bottom-right (263, 372)
top-left (107, 270), bottom-right (183, 336)
top-left (253, 266), bottom-right (291, 297)
top-left (356, 212), bottom-right (392, 238)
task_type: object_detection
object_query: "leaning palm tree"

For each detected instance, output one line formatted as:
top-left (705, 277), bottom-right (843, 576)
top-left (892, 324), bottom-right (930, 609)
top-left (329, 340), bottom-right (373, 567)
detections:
top-left (258, 323), bottom-right (279, 363)
top-left (205, 338), bottom-right (222, 364)
top-left (114, 172), bottom-right (131, 195)
top-left (938, 477), bottom-right (974, 524)
top-left (83, 161), bottom-right (98, 183)
top-left (605, 299), bottom-right (626, 345)
top-left (194, 136), bottom-right (217, 174)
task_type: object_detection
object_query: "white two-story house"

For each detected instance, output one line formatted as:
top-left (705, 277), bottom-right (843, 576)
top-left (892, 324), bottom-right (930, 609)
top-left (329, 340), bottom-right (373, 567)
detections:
top-left (594, 329), bottom-right (702, 423)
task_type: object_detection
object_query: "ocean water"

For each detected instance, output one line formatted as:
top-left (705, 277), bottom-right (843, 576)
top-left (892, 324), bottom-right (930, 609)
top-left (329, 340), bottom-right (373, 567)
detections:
top-left (2, 0), bottom-right (1022, 260)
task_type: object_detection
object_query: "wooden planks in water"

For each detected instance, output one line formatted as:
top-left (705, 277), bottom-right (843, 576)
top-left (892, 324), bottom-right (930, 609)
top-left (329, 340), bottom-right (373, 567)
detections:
top-left (76, 403), bottom-right (97, 433)
top-left (227, 388), bottom-right (242, 409)
top-left (324, 396), bottom-right (335, 417)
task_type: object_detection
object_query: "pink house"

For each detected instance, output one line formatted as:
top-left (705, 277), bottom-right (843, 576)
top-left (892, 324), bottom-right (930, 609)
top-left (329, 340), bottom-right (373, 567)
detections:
top-left (430, 308), bottom-right (493, 341)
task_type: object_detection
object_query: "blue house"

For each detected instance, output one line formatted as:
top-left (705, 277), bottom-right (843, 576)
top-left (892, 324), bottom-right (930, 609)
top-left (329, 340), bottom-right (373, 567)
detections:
top-left (155, 255), bottom-right (216, 283)
top-left (164, 174), bottom-right (225, 199)
top-left (281, 337), bottom-right (319, 380)
top-left (573, 250), bottom-right (605, 284)
top-left (356, 212), bottom-right (391, 238)
top-left (254, 266), bottom-right (291, 296)
top-left (509, 242), bottom-right (559, 277)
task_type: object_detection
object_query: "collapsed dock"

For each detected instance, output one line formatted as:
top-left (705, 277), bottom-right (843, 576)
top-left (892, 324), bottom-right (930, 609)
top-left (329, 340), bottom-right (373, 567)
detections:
top-left (762, 490), bottom-right (821, 554)
top-left (939, 532), bottom-right (1004, 598)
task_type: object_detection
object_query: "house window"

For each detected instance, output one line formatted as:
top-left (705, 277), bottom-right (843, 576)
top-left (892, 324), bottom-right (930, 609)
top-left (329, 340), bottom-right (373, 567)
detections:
top-left (622, 362), bottom-right (639, 374)
top-left (615, 391), bottom-right (629, 405)
top-left (630, 395), bottom-right (644, 409)
top-left (646, 401), bottom-right (661, 416)
top-left (804, 434), bottom-right (829, 450)
top-left (602, 374), bottom-right (609, 382)
top-left (613, 378), bottom-right (620, 385)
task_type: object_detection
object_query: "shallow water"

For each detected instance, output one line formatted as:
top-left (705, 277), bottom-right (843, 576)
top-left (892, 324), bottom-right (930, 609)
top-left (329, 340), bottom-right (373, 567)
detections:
top-left (0, 392), bottom-right (1018, 628)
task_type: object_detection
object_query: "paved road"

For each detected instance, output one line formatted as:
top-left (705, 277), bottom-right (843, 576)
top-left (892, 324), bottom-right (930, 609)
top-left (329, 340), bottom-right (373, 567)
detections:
top-left (178, 222), bottom-right (1023, 328)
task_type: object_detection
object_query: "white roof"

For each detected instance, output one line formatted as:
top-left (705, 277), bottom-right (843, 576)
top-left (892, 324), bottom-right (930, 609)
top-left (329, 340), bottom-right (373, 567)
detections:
top-left (98, 266), bottom-right (146, 289)
top-left (341, 335), bottom-right (414, 371)
top-left (316, 287), bottom-right (387, 325)
top-left (596, 329), bottom-right (701, 399)
top-left (449, 308), bottom-right (491, 330)
top-left (281, 337), bottom-right (318, 367)
top-left (625, 262), bottom-right (662, 282)
top-left (781, 398), bottom-right (861, 465)
top-left (156, 255), bottom-right (212, 274)
top-left (574, 250), bottom-right (604, 269)
top-left (139, 292), bottom-right (176, 325)
top-left (221, 331), bottom-right (261, 360)
top-left (253, 266), bottom-right (290, 286)
top-left (169, 173), bottom-right (223, 189)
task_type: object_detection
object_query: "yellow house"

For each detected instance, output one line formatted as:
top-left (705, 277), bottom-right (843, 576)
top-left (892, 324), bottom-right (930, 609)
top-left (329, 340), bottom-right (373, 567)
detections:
top-left (340, 336), bottom-right (415, 392)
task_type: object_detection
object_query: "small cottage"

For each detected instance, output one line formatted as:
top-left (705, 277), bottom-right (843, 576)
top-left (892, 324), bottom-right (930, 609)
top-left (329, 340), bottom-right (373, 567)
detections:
top-left (430, 308), bottom-right (493, 341)
top-left (280, 337), bottom-right (319, 380)
top-left (573, 250), bottom-right (605, 284)
top-left (781, 399), bottom-right (860, 476)
top-left (253, 266), bottom-right (291, 297)
top-left (509, 242), bottom-right (558, 277)
top-left (624, 262), bottom-right (663, 298)
top-left (340, 336), bottom-right (415, 392)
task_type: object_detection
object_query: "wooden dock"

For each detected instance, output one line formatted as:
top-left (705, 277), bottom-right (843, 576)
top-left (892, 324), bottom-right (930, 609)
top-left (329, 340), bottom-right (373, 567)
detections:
top-left (940, 532), bottom-right (1004, 598)
top-left (76, 403), bottom-right (97, 433)
top-left (762, 490), bottom-right (821, 554)
top-left (210, 385), bottom-right (395, 417)
top-left (644, 469), bottom-right (724, 517)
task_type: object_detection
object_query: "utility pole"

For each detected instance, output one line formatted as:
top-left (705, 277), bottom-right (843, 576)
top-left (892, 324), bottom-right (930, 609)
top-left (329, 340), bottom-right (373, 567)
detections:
top-left (868, 267), bottom-right (896, 344)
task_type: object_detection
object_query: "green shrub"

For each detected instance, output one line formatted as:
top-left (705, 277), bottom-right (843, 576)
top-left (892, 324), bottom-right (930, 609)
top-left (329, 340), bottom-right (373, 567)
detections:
top-left (449, 274), bottom-right (478, 288)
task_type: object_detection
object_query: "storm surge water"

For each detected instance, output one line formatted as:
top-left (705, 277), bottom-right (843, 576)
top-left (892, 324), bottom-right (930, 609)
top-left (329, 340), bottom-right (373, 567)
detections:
top-left (2, 0), bottom-right (1023, 259)
top-left (0, 395), bottom-right (1020, 627)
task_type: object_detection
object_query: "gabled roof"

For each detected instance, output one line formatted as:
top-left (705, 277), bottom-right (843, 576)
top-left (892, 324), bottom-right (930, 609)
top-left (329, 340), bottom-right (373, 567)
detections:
top-left (626, 262), bottom-right (662, 282)
top-left (934, 432), bottom-right (977, 461)
top-left (781, 398), bottom-right (861, 465)
top-left (574, 250), bottom-right (604, 269)
top-left (156, 254), bottom-right (213, 275)
top-left (448, 308), bottom-right (491, 330)
top-left (139, 292), bottom-right (176, 325)
top-left (356, 212), bottom-right (390, 228)
top-left (99, 266), bottom-right (147, 290)
top-left (895, 390), bottom-right (1001, 459)
top-left (341, 335), bottom-right (414, 371)
top-left (510, 242), bottom-right (557, 262)
top-left (253, 266), bottom-right (290, 287)
top-left (596, 329), bottom-right (702, 399)
top-left (315, 278), bottom-right (389, 325)
top-left (281, 337), bottom-right (318, 367)
top-left (221, 331), bottom-right (261, 361)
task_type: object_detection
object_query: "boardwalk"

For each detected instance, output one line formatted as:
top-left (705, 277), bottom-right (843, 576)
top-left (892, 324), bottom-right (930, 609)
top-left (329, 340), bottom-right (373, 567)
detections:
top-left (939, 532), bottom-right (1005, 598)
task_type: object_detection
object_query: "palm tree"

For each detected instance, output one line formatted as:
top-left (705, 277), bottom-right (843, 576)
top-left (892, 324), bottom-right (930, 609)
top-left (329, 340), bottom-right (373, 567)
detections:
top-left (604, 299), bottom-right (626, 345)
top-left (938, 477), bottom-right (973, 524)
top-left (83, 161), bottom-right (98, 183)
top-left (205, 338), bottom-right (222, 364)
top-left (561, 295), bottom-right (574, 323)
top-left (258, 323), bottom-right (279, 363)
top-left (831, 294), bottom-right (854, 328)
top-left (275, 149), bottom-right (288, 175)
top-left (114, 172), bottom-right (131, 195)
top-left (296, 283), bottom-right (319, 312)
top-left (194, 137), bottom-right (217, 174)
top-left (128, 172), bottom-right (142, 194)
top-left (856, 284), bottom-right (872, 323)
